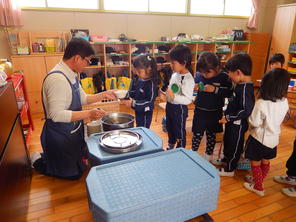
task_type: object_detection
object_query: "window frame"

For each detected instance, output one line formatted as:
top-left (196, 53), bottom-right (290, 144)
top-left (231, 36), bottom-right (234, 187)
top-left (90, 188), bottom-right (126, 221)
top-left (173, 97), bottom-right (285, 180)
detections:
top-left (19, 0), bottom-right (251, 18)
top-left (223, 0), bottom-right (253, 17)
top-left (149, 0), bottom-right (188, 14)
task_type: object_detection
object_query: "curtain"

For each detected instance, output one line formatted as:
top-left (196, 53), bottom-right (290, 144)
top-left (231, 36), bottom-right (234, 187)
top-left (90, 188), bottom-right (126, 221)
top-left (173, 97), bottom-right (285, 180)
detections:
top-left (247, 0), bottom-right (259, 29)
top-left (0, 0), bottom-right (22, 27)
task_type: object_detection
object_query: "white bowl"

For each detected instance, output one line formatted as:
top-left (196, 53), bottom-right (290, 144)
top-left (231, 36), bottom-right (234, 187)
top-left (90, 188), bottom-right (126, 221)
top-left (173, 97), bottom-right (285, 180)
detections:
top-left (114, 90), bottom-right (128, 99)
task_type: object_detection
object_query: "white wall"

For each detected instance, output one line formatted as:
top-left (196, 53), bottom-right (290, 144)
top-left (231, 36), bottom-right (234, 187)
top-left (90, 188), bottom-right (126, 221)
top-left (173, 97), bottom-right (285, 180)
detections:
top-left (19, 10), bottom-right (248, 39)
top-left (1, 0), bottom-right (295, 59)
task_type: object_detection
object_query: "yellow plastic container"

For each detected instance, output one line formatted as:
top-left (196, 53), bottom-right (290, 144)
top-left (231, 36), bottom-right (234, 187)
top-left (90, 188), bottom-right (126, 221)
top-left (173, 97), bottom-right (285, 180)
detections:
top-left (0, 59), bottom-right (13, 75)
top-left (45, 46), bottom-right (56, 53)
top-left (45, 39), bottom-right (56, 52)
top-left (45, 39), bottom-right (55, 47)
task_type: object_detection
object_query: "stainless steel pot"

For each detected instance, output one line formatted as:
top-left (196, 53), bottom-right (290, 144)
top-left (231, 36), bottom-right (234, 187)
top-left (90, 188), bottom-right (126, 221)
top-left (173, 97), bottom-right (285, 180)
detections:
top-left (101, 112), bottom-right (134, 131)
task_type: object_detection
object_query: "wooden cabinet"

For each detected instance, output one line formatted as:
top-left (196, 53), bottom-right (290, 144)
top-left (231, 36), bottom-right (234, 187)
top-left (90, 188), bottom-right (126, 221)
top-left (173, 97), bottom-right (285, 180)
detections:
top-left (268, 3), bottom-right (296, 110)
top-left (11, 54), bottom-right (62, 114)
top-left (26, 91), bottom-right (43, 114)
top-left (247, 33), bottom-right (271, 86)
top-left (0, 82), bottom-right (18, 155)
top-left (12, 56), bottom-right (47, 92)
top-left (12, 56), bottom-right (47, 114)
top-left (0, 83), bottom-right (31, 222)
top-left (269, 4), bottom-right (296, 69)
top-left (45, 55), bottom-right (63, 72)
top-left (0, 116), bottom-right (31, 222)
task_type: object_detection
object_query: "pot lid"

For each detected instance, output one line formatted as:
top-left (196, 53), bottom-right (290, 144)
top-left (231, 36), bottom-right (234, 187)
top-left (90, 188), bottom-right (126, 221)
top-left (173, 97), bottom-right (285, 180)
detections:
top-left (99, 130), bottom-right (142, 153)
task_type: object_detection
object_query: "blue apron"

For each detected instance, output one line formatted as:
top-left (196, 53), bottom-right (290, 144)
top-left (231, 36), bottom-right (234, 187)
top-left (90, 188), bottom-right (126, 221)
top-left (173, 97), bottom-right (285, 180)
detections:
top-left (40, 71), bottom-right (86, 179)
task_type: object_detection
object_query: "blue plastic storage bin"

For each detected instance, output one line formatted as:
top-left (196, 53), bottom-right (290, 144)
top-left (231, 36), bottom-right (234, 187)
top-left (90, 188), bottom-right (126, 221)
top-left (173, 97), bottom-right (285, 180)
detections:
top-left (86, 148), bottom-right (220, 222)
top-left (86, 127), bottom-right (163, 166)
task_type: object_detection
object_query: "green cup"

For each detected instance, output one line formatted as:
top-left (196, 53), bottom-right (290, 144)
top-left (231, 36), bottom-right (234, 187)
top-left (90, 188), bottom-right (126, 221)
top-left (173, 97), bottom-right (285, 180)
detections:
top-left (171, 83), bottom-right (180, 94)
top-left (198, 82), bottom-right (204, 92)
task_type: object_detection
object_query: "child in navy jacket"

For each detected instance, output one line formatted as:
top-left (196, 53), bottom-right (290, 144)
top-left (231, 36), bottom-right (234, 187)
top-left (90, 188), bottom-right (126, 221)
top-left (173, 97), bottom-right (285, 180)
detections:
top-left (127, 54), bottom-right (158, 128)
top-left (217, 54), bottom-right (255, 177)
top-left (192, 52), bottom-right (232, 160)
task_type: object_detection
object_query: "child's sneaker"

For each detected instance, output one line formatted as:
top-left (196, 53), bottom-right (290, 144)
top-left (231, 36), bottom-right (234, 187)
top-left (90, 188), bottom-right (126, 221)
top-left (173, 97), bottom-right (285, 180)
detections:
top-left (244, 175), bottom-right (253, 183)
top-left (211, 158), bottom-right (227, 166)
top-left (243, 182), bottom-right (265, 197)
top-left (218, 168), bottom-right (234, 177)
top-left (282, 187), bottom-right (296, 197)
top-left (166, 143), bottom-right (175, 150)
top-left (30, 152), bottom-right (41, 168)
top-left (273, 176), bottom-right (296, 185)
top-left (161, 117), bottom-right (167, 132)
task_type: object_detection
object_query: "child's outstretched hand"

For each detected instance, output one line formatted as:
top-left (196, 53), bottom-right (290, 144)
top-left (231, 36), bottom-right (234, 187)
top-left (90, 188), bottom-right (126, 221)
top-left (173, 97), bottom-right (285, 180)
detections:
top-left (102, 90), bottom-right (117, 100)
top-left (121, 98), bottom-right (133, 107)
top-left (204, 84), bottom-right (215, 93)
top-left (219, 116), bottom-right (227, 124)
top-left (159, 89), bottom-right (166, 101)
top-left (166, 89), bottom-right (174, 101)
top-left (194, 83), bottom-right (199, 93)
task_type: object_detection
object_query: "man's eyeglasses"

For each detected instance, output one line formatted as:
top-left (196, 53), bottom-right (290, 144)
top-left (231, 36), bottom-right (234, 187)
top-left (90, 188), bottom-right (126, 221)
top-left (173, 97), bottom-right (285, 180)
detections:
top-left (83, 57), bottom-right (92, 65)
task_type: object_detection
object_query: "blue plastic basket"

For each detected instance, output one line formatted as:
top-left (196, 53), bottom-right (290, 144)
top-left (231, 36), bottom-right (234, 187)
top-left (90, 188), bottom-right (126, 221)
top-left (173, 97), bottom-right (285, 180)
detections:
top-left (237, 158), bottom-right (251, 170)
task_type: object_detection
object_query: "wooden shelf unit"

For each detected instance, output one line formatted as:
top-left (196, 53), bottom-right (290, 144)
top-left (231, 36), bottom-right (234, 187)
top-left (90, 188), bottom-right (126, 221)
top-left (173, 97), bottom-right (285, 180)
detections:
top-left (10, 39), bottom-right (252, 114)
top-left (288, 51), bottom-right (296, 77)
top-left (86, 40), bottom-right (250, 80)
top-left (84, 65), bottom-right (105, 69)
top-left (8, 73), bottom-right (34, 146)
top-left (7, 30), bottom-right (69, 55)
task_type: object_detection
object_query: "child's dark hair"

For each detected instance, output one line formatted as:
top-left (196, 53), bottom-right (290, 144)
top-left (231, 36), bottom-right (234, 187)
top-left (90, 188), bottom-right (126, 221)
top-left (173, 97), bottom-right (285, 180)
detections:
top-left (259, 68), bottom-right (290, 102)
top-left (169, 44), bottom-right (193, 74)
top-left (196, 52), bottom-right (220, 74)
top-left (269, 53), bottom-right (285, 65)
top-left (132, 54), bottom-right (159, 84)
top-left (225, 53), bottom-right (252, 76)
top-left (63, 38), bottom-right (94, 60)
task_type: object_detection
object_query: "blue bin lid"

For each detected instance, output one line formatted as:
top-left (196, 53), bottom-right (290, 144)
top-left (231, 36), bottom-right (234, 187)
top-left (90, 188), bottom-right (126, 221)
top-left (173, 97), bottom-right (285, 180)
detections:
top-left (86, 148), bottom-right (219, 218)
top-left (86, 127), bottom-right (163, 163)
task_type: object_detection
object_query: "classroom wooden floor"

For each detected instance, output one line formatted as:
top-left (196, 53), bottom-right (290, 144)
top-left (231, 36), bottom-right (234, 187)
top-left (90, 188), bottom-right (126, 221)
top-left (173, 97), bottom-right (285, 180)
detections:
top-left (22, 104), bottom-right (296, 222)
